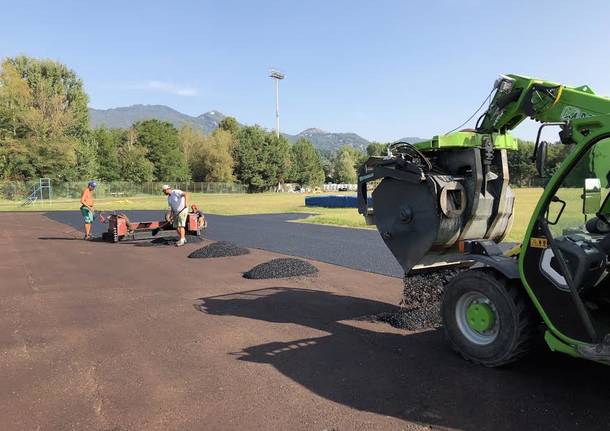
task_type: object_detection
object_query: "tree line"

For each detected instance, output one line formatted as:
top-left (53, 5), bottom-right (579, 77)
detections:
top-left (1, 55), bottom-right (566, 193)
top-left (507, 138), bottom-right (572, 187)
top-left (0, 55), bottom-right (382, 193)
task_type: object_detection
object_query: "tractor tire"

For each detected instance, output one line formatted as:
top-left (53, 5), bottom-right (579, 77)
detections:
top-left (441, 269), bottom-right (538, 367)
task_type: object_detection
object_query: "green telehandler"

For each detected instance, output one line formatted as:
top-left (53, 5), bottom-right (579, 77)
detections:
top-left (357, 74), bottom-right (610, 366)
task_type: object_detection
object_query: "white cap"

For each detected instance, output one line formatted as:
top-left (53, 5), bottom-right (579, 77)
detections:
top-left (162, 184), bottom-right (171, 191)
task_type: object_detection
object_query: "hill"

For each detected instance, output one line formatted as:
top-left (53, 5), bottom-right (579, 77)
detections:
top-left (89, 105), bottom-right (225, 134)
top-left (282, 128), bottom-right (370, 152)
top-left (89, 104), bottom-right (425, 152)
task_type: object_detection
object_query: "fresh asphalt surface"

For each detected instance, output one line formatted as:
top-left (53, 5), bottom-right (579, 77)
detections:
top-left (44, 210), bottom-right (405, 277)
top-left (6, 212), bottom-right (610, 430)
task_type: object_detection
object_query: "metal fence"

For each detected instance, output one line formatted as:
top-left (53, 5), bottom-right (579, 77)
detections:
top-left (0, 180), bottom-right (247, 201)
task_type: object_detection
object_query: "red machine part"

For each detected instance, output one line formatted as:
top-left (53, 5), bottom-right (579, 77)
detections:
top-left (100, 211), bottom-right (206, 242)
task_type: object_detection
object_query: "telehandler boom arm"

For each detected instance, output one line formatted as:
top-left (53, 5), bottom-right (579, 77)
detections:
top-left (477, 74), bottom-right (610, 134)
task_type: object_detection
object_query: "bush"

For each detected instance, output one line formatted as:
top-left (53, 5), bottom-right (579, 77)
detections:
top-left (1, 181), bottom-right (28, 200)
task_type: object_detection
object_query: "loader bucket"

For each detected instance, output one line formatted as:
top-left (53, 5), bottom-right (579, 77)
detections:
top-left (372, 177), bottom-right (441, 273)
top-left (358, 140), bottom-right (514, 274)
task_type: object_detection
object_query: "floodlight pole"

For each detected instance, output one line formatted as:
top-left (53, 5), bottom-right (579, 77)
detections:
top-left (274, 78), bottom-right (280, 137)
top-left (269, 69), bottom-right (285, 138)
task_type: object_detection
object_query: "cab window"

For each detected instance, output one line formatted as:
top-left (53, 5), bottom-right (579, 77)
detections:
top-left (547, 138), bottom-right (610, 237)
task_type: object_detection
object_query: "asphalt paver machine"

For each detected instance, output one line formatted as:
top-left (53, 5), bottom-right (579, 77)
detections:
top-left (358, 74), bottom-right (610, 365)
top-left (99, 206), bottom-right (207, 243)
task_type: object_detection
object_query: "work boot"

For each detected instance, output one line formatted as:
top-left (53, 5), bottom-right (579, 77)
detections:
top-left (175, 238), bottom-right (186, 247)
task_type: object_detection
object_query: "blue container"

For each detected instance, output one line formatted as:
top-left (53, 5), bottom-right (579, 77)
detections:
top-left (305, 194), bottom-right (365, 208)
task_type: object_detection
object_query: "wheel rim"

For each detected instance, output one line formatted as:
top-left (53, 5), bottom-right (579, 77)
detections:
top-left (455, 291), bottom-right (499, 345)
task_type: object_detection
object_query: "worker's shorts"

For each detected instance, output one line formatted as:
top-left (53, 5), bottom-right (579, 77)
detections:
top-left (173, 210), bottom-right (188, 228)
top-left (80, 206), bottom-right (94, 224)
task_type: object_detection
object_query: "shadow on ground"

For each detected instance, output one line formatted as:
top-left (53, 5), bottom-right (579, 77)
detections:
top-left (38, 236), bottom-right (111, 242)
top-left (196, 287), bottom-right (610, 431)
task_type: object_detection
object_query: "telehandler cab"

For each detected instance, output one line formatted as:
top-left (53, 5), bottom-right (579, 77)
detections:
top-left (358, 74), bottom-right (610, 366)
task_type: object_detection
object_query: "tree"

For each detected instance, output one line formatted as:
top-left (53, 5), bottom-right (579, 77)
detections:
top-left (367, 142), bottom-right (387, 157)
top-left (290, 138), bottom-right (324, 187)
top-left (507, 140), bottom-right (537, 186)
top-left (0, 60), bottom-right (30, 139)
top-left (234, 125), bottom-right (291, 192)
top-left (93, 127), bottom-right (122, 181)
top-left (218, 116), bottom-right (240, 135)
top-left (72, 132), bottom-right (98, 180)
top-left (188, 128), bottom-right (235, 182)
top-left (178, 125), bottom-right (200, 168)
top-left (133, 119), bottom-right (189, 181)
top-left (118, 129), bottom-right (154, 182)
top-left (333, 146), bottom-right (358, 183)
top-left (0, 56), bottom-right (90, 180)
top-left (547, 142), bottom-right (573, 178)
top-left (318, 149), bottom-right (334, 182)
top-left (5, 55), bottom-right (89, 138)
top-left (0, 138), bottom-right (36, 180)
top-left (344, 145), bottom-right (367, 170)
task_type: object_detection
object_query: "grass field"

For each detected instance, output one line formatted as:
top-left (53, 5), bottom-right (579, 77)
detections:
top-left (509, 188), bottom-right (543, 241)
top-left (0, 192), bottom-right (369, 227)
top-left (0, 188), bottom-right (555, 242)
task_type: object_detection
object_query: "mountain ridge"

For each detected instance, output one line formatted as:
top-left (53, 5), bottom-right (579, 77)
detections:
top-left (89, 104), bottom-right (426, 152)
top-left (89, 105), bottom-right (225, 134)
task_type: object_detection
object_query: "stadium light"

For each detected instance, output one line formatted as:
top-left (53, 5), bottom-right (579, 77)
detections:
top-left (269, 68), bottom-right (285, 138)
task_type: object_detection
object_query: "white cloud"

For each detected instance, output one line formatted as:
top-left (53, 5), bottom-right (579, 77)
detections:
top-left (118, 80), bottom-right (199, 97)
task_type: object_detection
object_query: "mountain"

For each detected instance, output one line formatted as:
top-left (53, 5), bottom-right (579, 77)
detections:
top-left (282, 128), bottom-right (370, 152)
top-left (89, 105), bottom-right (225, 134)
top-left (88, 104), bottom-right (426, 152)
top-left (396, 136), bottom-right (428, 144)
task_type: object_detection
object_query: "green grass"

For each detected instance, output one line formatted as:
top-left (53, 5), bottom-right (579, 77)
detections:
top-left (0, 193), bottom-right (305, 213)
top-left (1, 188), bottom-right (588, 243)
top-left (0, 192), bottom-right (372, 227)
top-left (510, 188), bottom-right (543, 241)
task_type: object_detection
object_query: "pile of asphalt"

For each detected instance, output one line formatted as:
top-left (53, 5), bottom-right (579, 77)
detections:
top-left (243, 258), bottom-right (318, 279)
top-left (188, 241), bottom-right (250, 258)
top-left (370, 269), bottom-right (461, 330)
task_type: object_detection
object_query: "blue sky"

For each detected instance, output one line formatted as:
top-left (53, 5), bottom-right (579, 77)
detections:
top-left (2, 0), bottom-right (610, 141)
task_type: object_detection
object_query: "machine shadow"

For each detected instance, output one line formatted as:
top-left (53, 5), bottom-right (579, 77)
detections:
top-left (37, 236), bottom-right (109, 243)
top-left (196, 287), bottom-right (610, 431)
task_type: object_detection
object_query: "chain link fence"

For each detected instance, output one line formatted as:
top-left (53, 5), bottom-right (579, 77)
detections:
top-left (0, 180), bottom-right (247, 201)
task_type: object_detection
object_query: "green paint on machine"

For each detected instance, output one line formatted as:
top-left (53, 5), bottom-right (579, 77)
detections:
top-left (414, 131), bottom-right (517, 151)
top-left (466, 302), bottom-right (496, 332)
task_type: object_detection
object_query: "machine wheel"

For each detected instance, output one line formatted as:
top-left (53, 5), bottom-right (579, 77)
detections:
top-left (112, 227), bottom-right (119, 243)
top-left (441, 269), bottom-right (537, 367)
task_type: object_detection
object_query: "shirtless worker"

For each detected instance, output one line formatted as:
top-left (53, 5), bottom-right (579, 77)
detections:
top-left (162, 185), bottom-right (188, 246)
top-left (80, 180), bottom-right (96, 240)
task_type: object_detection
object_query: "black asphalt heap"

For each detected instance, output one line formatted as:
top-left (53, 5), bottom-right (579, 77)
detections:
top-left (372, 269), bottom-right (461, 330)
top-left (189, 241), bottom-right (250, 258)
top-left (243, 258), bottom-right (318, 279)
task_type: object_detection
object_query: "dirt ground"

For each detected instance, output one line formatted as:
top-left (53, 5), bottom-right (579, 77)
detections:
top-left (2, 213), bottom-right (610, 431)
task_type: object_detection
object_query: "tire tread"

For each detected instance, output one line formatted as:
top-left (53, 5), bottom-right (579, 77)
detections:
top-left (443, 269), bottom-right (538, 367)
